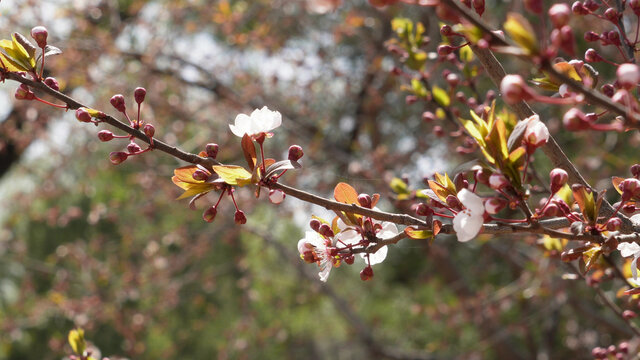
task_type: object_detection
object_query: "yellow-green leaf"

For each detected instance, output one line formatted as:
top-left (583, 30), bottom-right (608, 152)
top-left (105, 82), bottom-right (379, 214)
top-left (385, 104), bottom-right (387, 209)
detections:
top-left (432, 85), bottom-right (450, 107)
top-left (460, 45), bottom-right (474, 63)
top-left (212, 165), bottom-right (253, 186)
top-left (404, 226), bottom-right (433, 240)
top-left (504, 13), bottom-right (538, 54)
top-left (411, 78), bottom-right (428, 97)
top-left (462, 118), bottom-right (486, 147)
top-left (390, 177), bottom-right (409, 195)
top-left (68, 328), bottom-right (86, 355)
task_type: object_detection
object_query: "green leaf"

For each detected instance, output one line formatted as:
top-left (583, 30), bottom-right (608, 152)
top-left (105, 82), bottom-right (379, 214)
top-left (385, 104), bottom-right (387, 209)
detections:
top-left (404, 226), bottom-right (433, 240)
top-left (504, 13), bottom-right (538, 54)
top-left (411, 78), bottom-right (428, 97)
top-left (461, 118), bottom-right (486, 147)
top-left (68, 328), bottom-right (86, 355)
top-left (432, 85), bottom-right (450, 107)
top-left (460, 45), bottom-right (474, 62)
top-left (390, 177), bottom-right (409, 195)
top-left (212, 165), bottom-right (253, 186)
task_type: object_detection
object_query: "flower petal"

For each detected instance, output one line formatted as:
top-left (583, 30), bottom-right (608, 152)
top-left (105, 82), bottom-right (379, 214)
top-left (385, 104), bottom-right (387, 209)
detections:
top-left (366, 245), bottom-right (388, 265)
top-left (335, 228), bottom-right (360, 246)
top-left (633, 256), bottom-right (639, 281)
top-left (618, 242), bottom-right (640, 257)
top-left (458, 189), bottom-right (484, 214)
top-left (453, 209), bottom-right (483, 242)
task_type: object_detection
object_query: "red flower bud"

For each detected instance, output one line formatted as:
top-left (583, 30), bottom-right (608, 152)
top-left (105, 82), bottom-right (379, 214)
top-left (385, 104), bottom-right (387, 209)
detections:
top-left (623, 310), bottom-right (637, 319)
top-left (606, 217), bottom-right (622, 231)
top-left (44, 77), bottom-right (59, 91)
top-left (571, 1), bottom-right (589, 15)
top-left (543, 202), bottom-right (560, 217)
top-left (440, 25), bottom-right (453, 37)
top-left (620, 178), bottom-right (640, 201)
top-left (437, 45), bottom-right (453, 56)
top-left (309, 219), bottom-right (321, 232)
top-left (97, 130), bottom-right (114, 142)
top-left (134, 87), bottom-right (146, 104)
top-left (110, 94), bottom-right (126, 113)
top-left (631, 164), bottom-right (640, 178)
top-left (343, 254), bottom-right (355, 265)
top-left (488, 173), bottom-right (509, 190)
top-left (269, 189), bottom-right (286, 204)
top-left (288, 145), bottom-right (304, 162)
top-left (524, 0), bottom-right (543, 14)
top-left (500, 74), bottom-right (532, 104)
top-left (549, 3), bottom-right (571, 28)
top-left (585, 48), bottom-right (602, 63)
top-left (127, 142), bottom-right (142, 154)
top-left (143, 123), bottom-right (155, 138)
top-left (422, 111), bottom-right (435, 122)
top-left (192, 169), bottom-right (209, 181)
top-left (30, 26), bottom-right (48, 48)
top-left (631, 0), bottom-right (640, 15)
top-left (563, 108), bottom-right (589, 131)
top-left (318, 223), bottom-right (334, 238)
top-left (75, 108), bottom-right (92, 123)
top-left (584, 0), bottom-right (599, 11)
top-left (549, 168), bottom-right (568, 193)
top-left (109, 151), bottom-right (129, 165)
top-left (617, 63), bottom-right (640, 89)
top-left (205, 143), bottom-right (219, 158)
top-left (604, 8), bottom-right (619, 23)
top-left (484, 198), bottom-right (507, 214)
top-left (446, 73), bottom-right (460, 88)
top-left (601, 84), bottom-right (615, 97)
top-left (360, 266), bottom-right (374, 281)
top-left (357, 194), bottom-right (372, 208)
top-left (472, 0), bottom-right (484, 16)
top-left (234, 210), bottom-right (247, 225)
top-left (203, 206), bottom-right (217, 223)
top-left (14, 84), bottom-right (35, 100)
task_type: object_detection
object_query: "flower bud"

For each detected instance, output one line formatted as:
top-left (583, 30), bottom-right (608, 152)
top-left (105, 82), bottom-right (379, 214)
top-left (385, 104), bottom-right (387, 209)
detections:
top-left (127, 142), bottom-right (142, 154)
top-left (415, 203), bottom-right (434, 216)
top-left (524, 0), bottom-right (543, 14)
top-left (437, 45), bottom-right (454, 56)
top-left (44, 77), bottom-right (59, 91)
top-left (30, 26), bottom-right (48, 48)
top-left (620, 178), bottom-right (640, 200)
top-left (619, 342), bottom-right (629, 354)
top-left (192, 169), bottom-right (209, 181)
top-left (585, 48), bottom-right (602, 63)
top-left (234, 210), bottom-right (247, 225)
top-left (604, 8), bottom-right (619, 23)
top-left (343, 254), bottom-right (355, 265)
top-left (360, 266), bottom-right (374, 281)
top-left (440, 25), bottom-right (453, 37)
top-left (584, 0), bottom-right (599, 11)
top-left (601, 84), bottom-right (615, 97)
top-left (606, 217), bottom-right (622, 231)
top-left (607, 30), bottom-right (621, 45)
top-left (549, 3), bottom-right (571, 28)
top-left (484, 197), bottom-right (507, 214)
top-left (489, 173), bottom-right (509, 190)
top-left (632, 164), bottom-right (640, 178)
top-left (75, 108), bottom-right (92, 123)
top-left (318, 223), bottom-right (334, 238)
top-left (143, 123), bottom-right (155, 138)
top-left (109, 151), bottom-right (128, 165)
top-left (110, 94), bottom-right (126, 113)
top-left (563, 108), bottom-right (589, 131)
top-left (134, 87), bottom-right (146, 104)
top-left (623, 310), bottom-right (637, 319)
top-left (446, 73), bottom-right (460, 88)
top-left (543, 202), bottom-right (560, 217)
top-left (500, 74), bottom-right (532, 104)
top-left (288, 145), bottom-right (304, 162)
top-left (357, 194), bottom-right (372, 208)
top-left (550, 168), bottom-right (568, 193)
top-left (422, 111), bottom-right (435, 122)
top-left (446, 194), bottom-right (462, 209)
top-left (616, 63), bottom-right (640, 89)
top-left (631, 0), bottom-right (640, 15)
top-left (309, 219), bottom-right (321, 232)
top-left (405, 95), bottom-right (418, 104)
top-left (571, 1), bottom-right (589, 15)
top-left (269, 189), bottom-right (286, 204)
top-left (524, 115), bottom-right (549, 148)
top-left (15, 84), bottom-right (35, 100)
top-left (203, 206), bottom-right (217, 223)
top-left (205, 143), bottom-right (219, 159)
top-left (97, 130), bottom-right (114, 142)
top-left (472, 0), bottom-right (484, 16)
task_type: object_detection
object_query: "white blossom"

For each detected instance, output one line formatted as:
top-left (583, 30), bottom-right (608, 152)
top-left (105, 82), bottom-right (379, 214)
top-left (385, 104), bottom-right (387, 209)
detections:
top-left (298, 231), bottom-right (334, 282)
top-left (335, 219), bottom-right (398, 265)
top-left (618, 242), bottom-right (640, 280)
top-left (229, 106), bottom-right (282, 138)
top-left (524, 114), bottom-right (549, 147)
top-left (453, 189), bottom-right (485, 242)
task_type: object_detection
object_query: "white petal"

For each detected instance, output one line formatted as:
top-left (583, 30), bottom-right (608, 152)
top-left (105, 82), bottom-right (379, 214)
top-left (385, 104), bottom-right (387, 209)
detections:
top-left (229, 113), bottom-right (252, 137)
top-left (304, 231), bottom-right (324, 248)
top-left (633, 256), bottom-right (639, 281)
top-left (377, 222), bottom-right (399, 240)
top-left (618, 242), bottom-right (640, 257)
top-left (365, 245), bottom-right (388, 265)
top-left (297, 239), bottom-right (307, 255)
top-left (453, 210), bottom-right (483, 242)
top-left (335, 228), bottom-right (360, 246)
top-left (318, 262), bottom-right (332, 282)
top-left (458, 189), bottom-right (484, 214)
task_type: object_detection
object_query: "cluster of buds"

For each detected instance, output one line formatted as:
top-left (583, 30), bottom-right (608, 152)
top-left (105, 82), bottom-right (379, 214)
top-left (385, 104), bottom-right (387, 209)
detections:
top-left (98, 88), bottom-right (156, 165)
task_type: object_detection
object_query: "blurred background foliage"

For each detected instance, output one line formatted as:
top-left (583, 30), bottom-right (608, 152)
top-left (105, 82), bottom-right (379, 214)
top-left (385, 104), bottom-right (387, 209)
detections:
top-left (0, 0), bottom-right (639, 359)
